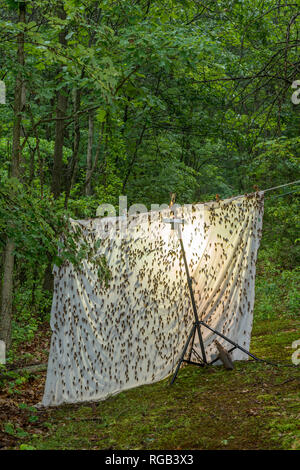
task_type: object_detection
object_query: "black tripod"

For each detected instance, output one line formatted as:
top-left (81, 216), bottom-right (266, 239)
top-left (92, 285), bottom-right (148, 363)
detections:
top-left (162, 217), bottom-right (263, 385)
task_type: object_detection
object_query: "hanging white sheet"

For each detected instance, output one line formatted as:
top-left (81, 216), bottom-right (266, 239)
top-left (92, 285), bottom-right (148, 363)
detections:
top-left (42, 193), bottom-right (264, 406)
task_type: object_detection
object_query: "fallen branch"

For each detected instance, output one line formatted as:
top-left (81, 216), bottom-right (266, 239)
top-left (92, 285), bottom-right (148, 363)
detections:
top-left (0, 363), bottom-right (47, 380)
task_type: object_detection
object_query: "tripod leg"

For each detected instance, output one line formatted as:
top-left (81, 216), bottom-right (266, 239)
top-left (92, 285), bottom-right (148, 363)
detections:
top-left (196, 323), bottom-right (207, 364)
top-left (188, 326), bottom-right (196, 361)
top-left (170, 324), bottom-right (197, 385)
top-left (178, 237), bottom-right (207, 365)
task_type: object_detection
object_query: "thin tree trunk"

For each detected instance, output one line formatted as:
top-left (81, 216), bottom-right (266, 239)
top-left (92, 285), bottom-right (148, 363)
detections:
top-left (50, 89), bottom-right (68, 199)
top-left (83, 121), bottom-right (105, 192)
top-left (28, 144), bottom-right (36, 185)
top-left (50, 4), bottom-right (68, 200)
top-left (44, 3), bottom-right (68, 293)
top-left (42, 256), bottom-right (53, 294)
top-left (35, 127), bottom-right (44, 199)
top-left (64, 86), bottom-right (81, 208)
top-left (120, 76), bottom-right (160, 192)
top-left (0, 2), bottom-right (26, 350)
top-left (0, 241), bottom-right (15, 348)
top-left (85, 110), bottom-right (94, 195)
top-left (122, 123), bottom-right (147, 192)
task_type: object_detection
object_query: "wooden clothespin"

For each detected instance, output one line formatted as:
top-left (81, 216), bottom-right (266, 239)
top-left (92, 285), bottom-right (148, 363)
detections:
top-left (215, 194), bottom-right (220, 203)
top-left (169, 192), bottom-right (176, 208)
top-left (253, 185), bottom-right (259, 192)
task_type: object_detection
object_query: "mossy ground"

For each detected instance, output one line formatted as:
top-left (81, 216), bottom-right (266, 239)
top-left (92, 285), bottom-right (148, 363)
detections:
top-left (23, 316), bottom-right (299, 450)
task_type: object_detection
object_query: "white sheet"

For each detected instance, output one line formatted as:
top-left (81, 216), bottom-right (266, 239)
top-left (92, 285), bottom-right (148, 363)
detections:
top-left (42, 193), bottom-right (264, 406)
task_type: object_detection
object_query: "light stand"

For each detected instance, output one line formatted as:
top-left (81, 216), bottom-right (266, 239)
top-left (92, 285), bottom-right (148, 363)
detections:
top-left (162, 216), bottom-right (263, 385)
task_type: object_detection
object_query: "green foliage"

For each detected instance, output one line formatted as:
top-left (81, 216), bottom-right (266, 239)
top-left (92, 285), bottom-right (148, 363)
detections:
top-left (19, 444), bottom-right (36, 450)
top-left (255, 261), bottom-right (300, 320)
top-left (4, 422), bottom-right (29, 438)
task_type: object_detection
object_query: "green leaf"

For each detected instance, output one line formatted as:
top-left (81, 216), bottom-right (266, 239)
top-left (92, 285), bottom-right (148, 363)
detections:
top-left (19, 444), bottom-right (36, 450)
top-left (96, 108), bottom-right (107, 123)
top-left (4, 423), bottom-right (15, 435)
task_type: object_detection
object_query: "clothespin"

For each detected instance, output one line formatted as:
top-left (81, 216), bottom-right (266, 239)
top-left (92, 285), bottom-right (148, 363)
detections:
top-left (169, 192), bottom-right (176, 208)
top-left (253, 185), bottom-right (259, 193)
top-left (215, 194), bottom-right (220, 203)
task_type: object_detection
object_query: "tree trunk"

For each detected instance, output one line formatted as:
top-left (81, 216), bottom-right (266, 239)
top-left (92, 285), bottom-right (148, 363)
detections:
top-left (85, 110), bottom-right (94, 195)
top-left (50, 89), bottom-right (68, 199)
top-left (122, 123), bottom-right (147, 192)
top-left (83, 120), bottom-right (105, 194)
top-left (64, 86), bottom-right (81, 207)
top-left (45, 3), bottom-right (68, 293)
top-left (50, 4), bottom-right (68, 200)
top-left (0, 2), bottom-right (26, 350)
top-left (42, 256), bottom-right (54, 294)
top-left (0, 241), bottom-right (15, 348)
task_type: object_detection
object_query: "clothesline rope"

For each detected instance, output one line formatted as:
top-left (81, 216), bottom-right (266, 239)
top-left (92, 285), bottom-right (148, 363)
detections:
top-left (263, 179), bottom-right (300, 193)
top-left (224, 179), bottom-right (300, 203)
